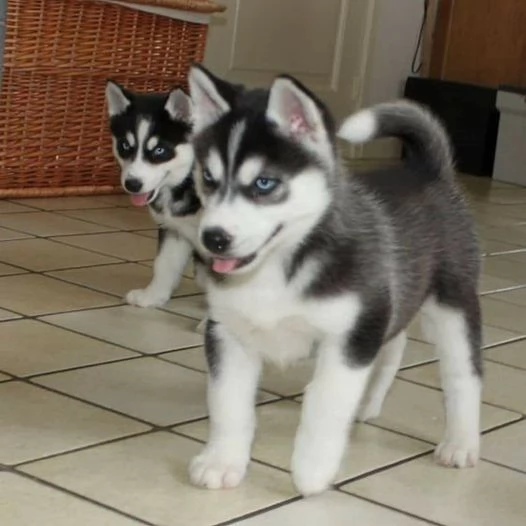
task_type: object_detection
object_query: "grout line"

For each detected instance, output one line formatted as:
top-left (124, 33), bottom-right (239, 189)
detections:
top-left (8, 468), bottom-right (155, 526)
top-left (396, 377), bottom-right (525, 416)
top-left (13, 429), bottom-right (157, 469)
top-left (337, 491), bottom-right (446, 526)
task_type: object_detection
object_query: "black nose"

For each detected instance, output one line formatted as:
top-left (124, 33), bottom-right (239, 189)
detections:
top-left (124, 177), bottom-right (143, 193)
top-left (201, 227), bottom-right (232, 254)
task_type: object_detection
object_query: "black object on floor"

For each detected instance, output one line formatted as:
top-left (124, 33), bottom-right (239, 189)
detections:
top-left (404, 77), bottom-right (500, 177)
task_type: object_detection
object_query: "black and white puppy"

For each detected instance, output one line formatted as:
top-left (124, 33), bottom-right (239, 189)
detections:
top-left (187, 65), bottom-right (482, 496)
top-left (105, 81), bottom-right (201, 307)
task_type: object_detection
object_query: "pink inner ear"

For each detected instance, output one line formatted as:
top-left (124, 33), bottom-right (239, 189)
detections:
top-left (290, 113), bottom-right (309, 135)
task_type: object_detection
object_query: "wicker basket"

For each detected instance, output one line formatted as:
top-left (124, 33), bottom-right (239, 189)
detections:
top-left (0, 0), bottom-right (224, 197)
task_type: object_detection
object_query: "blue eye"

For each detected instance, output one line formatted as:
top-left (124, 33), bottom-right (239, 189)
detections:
top-left (153, 146), bottom-right (165, 156)
top-left (119, 139), bottom-right (131, 151)
top-left (202, 169), bottom-right (215, 184)
top-left (254, 177), bottom-right (279, 193)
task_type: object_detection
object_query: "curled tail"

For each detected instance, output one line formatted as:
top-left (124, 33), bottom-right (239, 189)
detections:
top-left (337, 100), bottom-right (454, 178)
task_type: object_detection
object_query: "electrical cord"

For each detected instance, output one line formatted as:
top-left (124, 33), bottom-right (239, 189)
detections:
top-left (411, 0), bottom-right (429, 74)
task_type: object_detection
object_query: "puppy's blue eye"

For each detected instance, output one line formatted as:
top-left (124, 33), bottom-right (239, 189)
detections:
top-left (119, 139), bottom-right (131, 151)
top-left (203, 169), bottom-right (215, 183)
top-left (254, 177), bottom-right (279, 193)
top-left (153, 146), bottom-right (165, 156)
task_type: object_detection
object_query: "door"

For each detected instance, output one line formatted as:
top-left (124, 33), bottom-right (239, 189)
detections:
top-left (203, 0), bottom-right (375, 126)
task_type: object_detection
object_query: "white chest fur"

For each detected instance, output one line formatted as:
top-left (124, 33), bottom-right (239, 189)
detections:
top-left (207, 261), bottom-right (362, 367)
top-left (149, 202), bottom-right (201, 245)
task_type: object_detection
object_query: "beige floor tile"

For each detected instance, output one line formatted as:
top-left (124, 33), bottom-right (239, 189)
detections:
top-left (401, 339), bottom-right (436, 368)
top-left (36, 358), bottom-right (200, 426)
top-left (481, 256), bottom-right (526, 284)
top-left (0, 261), bottom-right (27, 276)
top-left (60, 208), bottom-right (154, 231)
top-left (234, 491), bottom-right (429, 525)
top-left (0, 382), bottom-right (147, 464)
top-left (53, 232), bottom-right (157, 261)
top-left (163, 294), bottom-right (207, 320)
top-left (0, 473), bottom-right (142, 526)
top-left (13, 195), bottom-right (117, 211)
top-left (482, 226), bottom-right (526, 247)
top-left (399, 361), bottom-right (526, 414)
top-left (365, 379), bottom-right (519, 444)
top-left (0, 274), bottom-right (119, 316)
top-left (479, 273), bottom-right (520, 294)
top-left (0, 212), bottom-right (115, 237)
top-left (179, 401), bottom-right (431, 482)
top-left (482, 421), bottom-right (526, 471)
top-left (479, 239), bottom-right (524, 255)
top-left (485, 338), bottom-right (526, 369)
top-left (0, 319), bottom-right (136, 376)
top-left (480, 296), bottom-right (526, 334)
top-left (96, 194), bottom-right (134, 206)
top-left (0, 200), bottom-right (36, 213)
top-left (43, 306), bottom-right (202, 353)
top-left (134, 229), bottom-right (158, 238)
top-left (344, 456), bottom-right (526, 526)
top-left (0, 226), bottom-right (33, 241)
top-left (49, 263), bottom-right (200, 299)
top-left (0, 308), bottom-right (22, 321)
top-left (0, 372), bottom-right (12, 381)
top-left (21, 432), bottom-right (295, 526)
top-left (407, 315), bottom-right (521, 348)
top-left (485, 286), bottom-right (526, 307)
top-left (0, 238), bottom-right (119, 271)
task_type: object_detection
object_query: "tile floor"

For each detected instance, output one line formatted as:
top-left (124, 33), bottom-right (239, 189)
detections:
top-left (1, 175), bottom-right (526, 525)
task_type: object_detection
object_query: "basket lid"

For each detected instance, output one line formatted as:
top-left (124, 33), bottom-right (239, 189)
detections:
top-left (109, 0), bottom-right (225, 13)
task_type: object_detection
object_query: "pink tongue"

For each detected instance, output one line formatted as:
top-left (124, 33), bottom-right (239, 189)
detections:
top-left (212, 258), bottom-right (240, 274)
top-left (130, 193), bottom-right (150, 207)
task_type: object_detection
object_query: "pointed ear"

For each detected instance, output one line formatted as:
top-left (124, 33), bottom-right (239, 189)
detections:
top-left (164, 88), bottom-right (192, 123)
top-left (105, 80), bottom-right (131, 117)
top-left (266, 76), bottom-right (333, 153)
top-left (188, 64), bottom-right (239, 133)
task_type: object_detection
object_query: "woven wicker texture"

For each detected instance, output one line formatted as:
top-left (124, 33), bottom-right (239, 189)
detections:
top-left (0, 0), bottom-right (220, 197)
top-left (121, 0), bottom-right (225, 13)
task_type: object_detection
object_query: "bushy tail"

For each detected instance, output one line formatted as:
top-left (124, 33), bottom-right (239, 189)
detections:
top-left (337, 100), bottom-right (453, 178)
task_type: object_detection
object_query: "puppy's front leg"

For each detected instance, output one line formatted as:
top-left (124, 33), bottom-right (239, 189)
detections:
top-left (292, 335), bottom-right (375, 496)
top-left (126, 229), bottom-right (191, 308)
top-left (190, 320), bottom-right (262, 489)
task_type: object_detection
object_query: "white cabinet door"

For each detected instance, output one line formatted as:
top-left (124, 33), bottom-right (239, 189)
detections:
top-left (203, 0), bottom-right (375, 124)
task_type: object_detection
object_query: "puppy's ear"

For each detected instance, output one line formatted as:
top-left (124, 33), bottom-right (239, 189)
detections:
top-left (164, 88), bottom-right (192, 123)
top-left (105, 80), bottom-right (132, 117)
top-left (188, 64), bottom-right (242, 133)
top-left (266, 75), bottom-right (334, 164)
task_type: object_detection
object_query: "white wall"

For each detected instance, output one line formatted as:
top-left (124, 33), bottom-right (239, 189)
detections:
top-left (359, 0), bottom-right (425, 159)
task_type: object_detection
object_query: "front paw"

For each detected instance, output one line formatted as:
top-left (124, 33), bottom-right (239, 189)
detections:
top-left (189, 447), bottom-right (249, 490)
top-left (125, 288), bottom-right (169, 308)
top-left (435, 436), bottom-right (480, 468)
top-left (291, 442), bottom-right (340, 496)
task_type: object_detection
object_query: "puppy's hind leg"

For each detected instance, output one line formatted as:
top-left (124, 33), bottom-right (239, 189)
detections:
top-left (126, 229), bottom-right (192, 308)
top-left (357, 330), bottom-right (407, 422)
top-left (424, 287), bottom-right (482, 468)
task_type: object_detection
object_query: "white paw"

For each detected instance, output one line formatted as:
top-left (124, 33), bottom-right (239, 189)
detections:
top-left (291, 447), bottom-right (338, 496)
top-left (435, 437), bottom-right (480, 468)
top-left (189, 449), bottom-right (248, 490)
top-left (356, 400), bottom-right (382, 422)
top-left (125, 288), bottom-right (169, 308)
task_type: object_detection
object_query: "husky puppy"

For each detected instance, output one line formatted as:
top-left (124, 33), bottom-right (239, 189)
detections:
top-left (105, 81), bottom-right (201, 307)
top-left (186, 65), bottom-right (482, 496)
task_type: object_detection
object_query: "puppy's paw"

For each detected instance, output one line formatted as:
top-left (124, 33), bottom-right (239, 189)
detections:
top-left (435, 437), bottom-right (480, 468)
top-left (189, 448), bottom-right (249, 490)
top-left (356, 399), bottom-right (382, 423)
top-left (291, 446), bottom-right (338, 497)
top-left (125, 288), bottom-right (169, 308)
